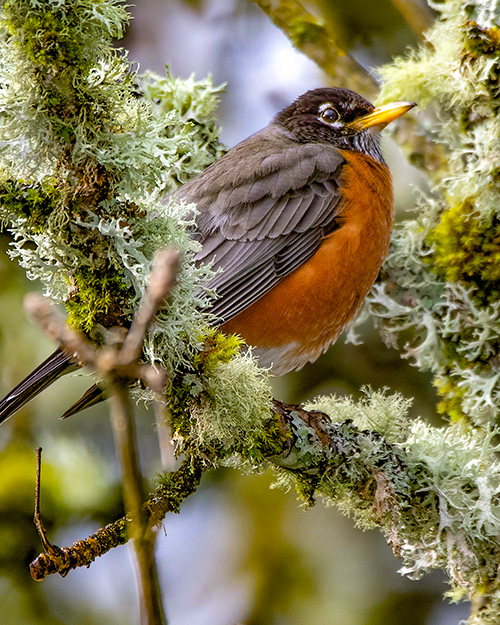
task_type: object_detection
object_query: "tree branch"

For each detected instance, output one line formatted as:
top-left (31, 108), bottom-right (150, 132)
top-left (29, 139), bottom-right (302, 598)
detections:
top-left (28, 249), bottom-right (180, 625)
top-left (30, 457), bottom-right (204, 580)
top-left (29, 397), bottom-right (423, 578)
top-left (390, 0), bottom-right (434, 36)
top-left (252, 0), bottom-right (378, 99)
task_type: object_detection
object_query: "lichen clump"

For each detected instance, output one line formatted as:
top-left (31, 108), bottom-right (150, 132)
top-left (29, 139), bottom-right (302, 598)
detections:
top-left (303, 390), bottom-right (500, 622)
top-left (367, 0), bottom-right (500, 428)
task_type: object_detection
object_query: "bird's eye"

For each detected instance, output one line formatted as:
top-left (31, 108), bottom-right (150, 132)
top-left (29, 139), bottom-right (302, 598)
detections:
top-left (319, 104), bottom-right (339, 124)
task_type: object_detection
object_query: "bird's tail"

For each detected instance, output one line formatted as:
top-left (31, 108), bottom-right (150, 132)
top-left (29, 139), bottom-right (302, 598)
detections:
top-left (0, 347), bottom-right (77, 425)
top-left (60, 384), bottom-right (105, 420)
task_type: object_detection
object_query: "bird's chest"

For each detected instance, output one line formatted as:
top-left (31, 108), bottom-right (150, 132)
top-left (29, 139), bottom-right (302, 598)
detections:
top-left (281, 151), bottom-right (393, 331)
top-left (327, 150), bottom-right (394, 297)
top-left (221, 152), bottom-right (394, 374)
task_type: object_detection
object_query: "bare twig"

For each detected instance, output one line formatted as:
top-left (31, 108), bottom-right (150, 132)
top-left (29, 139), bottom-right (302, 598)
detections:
top-left (108, 381), bottom-right (166, 625)
top-left (27, 248), bottom-right (181, 625)
top-left (33, 448), bottom-right (64, 558)
top-left (252, 0), bottom-right (378, 99)
top-left (34, 448), bottom-right (49, 550)
top-left (23, 295), bottom-right (96, 365)
top-left (119, 249), bottom-right (179, 366)
top-left (93, 250), bottom-right (180, 625)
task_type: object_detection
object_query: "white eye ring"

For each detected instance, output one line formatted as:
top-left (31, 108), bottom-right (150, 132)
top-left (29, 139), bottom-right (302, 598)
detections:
top-left (318, 102), bottom-right (339, 124)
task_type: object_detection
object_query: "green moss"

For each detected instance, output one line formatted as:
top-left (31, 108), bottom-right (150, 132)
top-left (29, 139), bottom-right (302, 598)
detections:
top-left (153, 458), bottom-right (203, 516)
top-left (427, 201), bottom-right (500, 302)
top-left (3, 0), bottom-right (128, 71)
top-left (168, 338), bottom-right (273, 460)
top-left (243, 412), bottom-right (291, 463)
top-left (2, 0), bottom-right (132, 170)
top-left (9, 11), bottom-right (86, 70)
top-left (0, 179), bottom-right (59, 231)
top-left (66, 265), bottom-right (133, 333)
top-left (167, 331), bottom-right (245, 441)
top-left (191, 330), bottom-right (244, 374)
top-left (0, 0), bottom-right (225, 355)
top-left (292, 473), bottom-right (319, 507)
top-left (373, 6), bottom-right (500, 431)
top-left (434, 375), bottom-right (468, 422)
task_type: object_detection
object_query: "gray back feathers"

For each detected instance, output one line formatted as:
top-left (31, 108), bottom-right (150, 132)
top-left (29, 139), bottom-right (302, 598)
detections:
top-left (175, 123), bottom-right (346, 321)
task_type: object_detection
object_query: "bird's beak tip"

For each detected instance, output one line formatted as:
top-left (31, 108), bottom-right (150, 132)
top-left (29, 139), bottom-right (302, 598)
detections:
top-left (349, 101), bottom-right (416, 131)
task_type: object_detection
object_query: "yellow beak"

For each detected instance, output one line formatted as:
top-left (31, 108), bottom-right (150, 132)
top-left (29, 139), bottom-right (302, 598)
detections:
top-left (348, 101), bottom-right (416, 131)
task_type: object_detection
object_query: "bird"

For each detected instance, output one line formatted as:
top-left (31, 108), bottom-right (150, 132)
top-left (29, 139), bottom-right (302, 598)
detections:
top-left (0, 87), bottom-right (415, 424)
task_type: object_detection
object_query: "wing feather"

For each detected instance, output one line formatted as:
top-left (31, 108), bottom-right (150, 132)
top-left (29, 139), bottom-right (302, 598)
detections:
top-left (175, 123), bottom-right (346, 323)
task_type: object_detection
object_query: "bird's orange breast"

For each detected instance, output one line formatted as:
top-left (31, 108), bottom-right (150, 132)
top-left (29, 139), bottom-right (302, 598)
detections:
top-left (221, 151), bottom-right (394, 375)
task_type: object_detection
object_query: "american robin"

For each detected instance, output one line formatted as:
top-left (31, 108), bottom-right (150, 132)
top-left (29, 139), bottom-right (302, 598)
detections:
top-left (0, 88), bottom-right (415, 424)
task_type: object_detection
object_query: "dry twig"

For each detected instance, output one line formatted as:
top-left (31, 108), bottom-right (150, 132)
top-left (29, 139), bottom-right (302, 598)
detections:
top-left (27, 248), bottom-right (180, 625)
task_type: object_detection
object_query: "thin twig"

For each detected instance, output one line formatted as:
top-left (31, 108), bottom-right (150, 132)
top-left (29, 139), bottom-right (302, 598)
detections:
top-left (108, 382), bottom-right (166, 625)
top-left (30, 457), bottom-right (204, 580)
top-left (94, 250), bottom-right (180, 625)
top-left (119, 249), bottom-right (179, 365)
top-left (34, 448), bottom-right (48, 549)
top-left (252, 0), bottom-right (378, 99)
top-left (33, 447), bottom-right (63, 557)
top-left (26, 248), bottom-right (180, 625)
top-left (23, 295), bottom-right (97, 366)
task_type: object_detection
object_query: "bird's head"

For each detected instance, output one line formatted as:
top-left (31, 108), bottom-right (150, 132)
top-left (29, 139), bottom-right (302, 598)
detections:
top-left (274, 87), bottom-right (415, 162)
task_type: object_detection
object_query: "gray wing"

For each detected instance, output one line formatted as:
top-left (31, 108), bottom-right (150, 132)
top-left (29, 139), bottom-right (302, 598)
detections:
top-left (176, 123), bottom-right (346, 322)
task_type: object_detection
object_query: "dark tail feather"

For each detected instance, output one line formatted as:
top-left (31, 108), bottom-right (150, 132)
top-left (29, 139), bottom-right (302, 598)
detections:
top-left (60, 383), bottom-right (105, 419)
top-left (0, 347), bottom-right (77, 425)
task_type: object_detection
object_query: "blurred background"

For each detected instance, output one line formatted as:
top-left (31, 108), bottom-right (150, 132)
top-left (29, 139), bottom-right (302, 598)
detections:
top-left (0, 1), bottom-right (470, 624)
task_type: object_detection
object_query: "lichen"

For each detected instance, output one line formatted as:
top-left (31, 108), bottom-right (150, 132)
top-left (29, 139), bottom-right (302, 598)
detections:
top-left (0, 0), bottom-right (226, 350)
top-left (303, 390), bottom-right (500, 621)
top-left (365, 0), bottom-right (500, 428)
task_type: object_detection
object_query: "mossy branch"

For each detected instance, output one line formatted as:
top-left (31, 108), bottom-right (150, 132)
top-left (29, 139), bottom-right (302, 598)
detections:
top-left (252, 0), bottom-right (378, 99)
top-left (29, 398), bottom-right (415, 579)
top-left (390, 0), bottom-right (434, 36)
top-left (30, 457), bottom-right (204, 581)
top-left (29, 385), bottom-right (500, 625)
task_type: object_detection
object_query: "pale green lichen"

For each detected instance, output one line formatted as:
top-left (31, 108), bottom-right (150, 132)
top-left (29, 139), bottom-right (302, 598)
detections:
top-left (303, 390), bottom-right (500, 621)
top-left (305, 387), bottom-right (413, 444)
top-left (188, 353), bottom-right (273, 456)
top-left (363, 0), bottom-right (500, 427)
